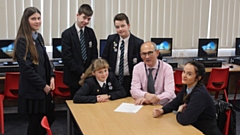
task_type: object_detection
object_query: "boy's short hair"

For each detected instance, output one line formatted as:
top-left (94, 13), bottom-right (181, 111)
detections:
top-left (113, 13), bottom-right (129, 24)
top-left (78, 4), bottom-right (93, 16)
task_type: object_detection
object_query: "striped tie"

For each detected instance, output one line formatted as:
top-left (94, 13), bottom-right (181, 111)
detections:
top-left (80, 29), bottom-right (87, 62)
top-left (118, 40), bottom-right (125, 84)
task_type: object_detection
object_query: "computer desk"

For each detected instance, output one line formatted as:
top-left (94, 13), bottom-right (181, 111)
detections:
top-left (66, 97), bottom-right (203, 135)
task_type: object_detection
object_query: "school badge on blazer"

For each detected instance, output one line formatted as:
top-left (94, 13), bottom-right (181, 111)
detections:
top-left (108, 82), bottom-right (113, 90)
top-left (133, 58), bottom-right (137, 64)
top-left (113, 41), bottom-right (118, 52)
top-left (89, 41), bottom-right (92, 48)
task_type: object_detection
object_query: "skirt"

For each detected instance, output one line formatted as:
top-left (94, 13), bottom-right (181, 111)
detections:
top-left (18, 93), bottom-right (54, 114)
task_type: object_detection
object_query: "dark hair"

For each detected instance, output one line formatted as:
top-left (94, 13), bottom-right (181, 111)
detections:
top-left (182, 61), bottom-right (205, 103)
top-left (185, 61), bottom-right (205, 83)
top-left (114, 13), bottom-right (129, 24)
top-left (78, 4), bottom-right (93, 16)
top-left (13, 7), bottom-right (41, 64)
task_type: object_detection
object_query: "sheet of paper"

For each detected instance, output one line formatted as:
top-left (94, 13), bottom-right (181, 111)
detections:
top-left (114, 103), bottom-right (143, 113)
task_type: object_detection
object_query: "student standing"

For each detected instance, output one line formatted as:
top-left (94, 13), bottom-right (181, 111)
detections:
top-left (152, 61), bottom-right (222, 135)
top-left (62, 4), bottom-right (98, 99)
top-left (13, 7), bottom-right (55, 135)
top-left (102, 13), bottom-right (144, 96)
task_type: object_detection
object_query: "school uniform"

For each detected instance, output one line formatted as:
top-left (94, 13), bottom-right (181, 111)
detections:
top-left (73, 72), bottom-right (127, 103)
top-left (16, 33), bottom-right (55, 134)
top-left (101, 33), bottom-right (143, 96)
top-left (61, 23), bottom-right (98, 98)
top-left (162, 84), bottom-right (222, 135)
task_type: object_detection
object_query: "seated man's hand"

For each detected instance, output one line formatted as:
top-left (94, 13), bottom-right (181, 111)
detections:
top-left (134, 98), bottom-right (150, 105)
top-left (152, 108), bottom-right (164, 118)
top-left (145, 93), bottom-right (160, 103)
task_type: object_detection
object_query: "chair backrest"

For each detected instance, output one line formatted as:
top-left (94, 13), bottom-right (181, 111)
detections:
top-left (41, 116), bottom-right (52, 135)
top-left (54, 71), bottom-right (70, 97)
top-left (174, 69), bottom-right (183, 93)
top-left (207, 68), bottom-right (229, 90)
top-left (4, 72), bottom-right (20, 99)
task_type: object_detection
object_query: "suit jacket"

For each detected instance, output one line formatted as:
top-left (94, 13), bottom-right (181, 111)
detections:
top-left (73, 72), bottom-right (127, 103)
top-left (101, 33), bottom-right (143, 76)
top-left (16, 34), bottom-right (54, 100)
top-left (61, 24), bottom-right (98, 87)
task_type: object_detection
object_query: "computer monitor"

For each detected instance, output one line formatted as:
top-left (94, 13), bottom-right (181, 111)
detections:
top-left (235, 38), bottom-right (240, 56)
top-left (52, 38), bottom-right (62, 59)
top-left (0, 40), bottom-right (14, 59)
top-left (100, 39), bottom-right (107, 57)
top-left (197, 38), bottom-right (219, 58)
top-left (151, 38), bottom-right (172, 58)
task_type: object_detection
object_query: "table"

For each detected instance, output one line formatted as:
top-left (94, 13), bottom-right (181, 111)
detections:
top-left (66, 97), bottom-right (203, 135)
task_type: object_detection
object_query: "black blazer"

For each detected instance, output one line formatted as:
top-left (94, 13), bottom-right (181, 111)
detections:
top-left (101, 33), bottom-right (143, 75)
top-left (73, 72), bottom-right (127, 103)
top-left (61, 24), bottom-right (98, 87)
top-left (16, 34), bottom-right (54, 100)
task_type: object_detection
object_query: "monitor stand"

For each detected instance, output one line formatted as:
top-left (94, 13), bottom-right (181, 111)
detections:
top-left (3, 61), bottom-right (18, 66)
top-left (58, 60), bottom-right (63, 64)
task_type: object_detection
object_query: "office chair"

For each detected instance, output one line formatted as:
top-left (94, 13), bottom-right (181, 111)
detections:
top-left (41, 116), bottom-right (52, 135)
top-left (206, 68), bottom-right (229, 100)
top-left (233, 80), bottom-right (240, 102)
top-left (53, 71), bottom-right (70, 97)
top-left (174, 69), bottom-right (183, 94)
top-left (0, 72), bottom-right (20, 134)
top-left (0, 94), bottom-right (4, 134)
top-left (4, 72), bottom-right (20, 99)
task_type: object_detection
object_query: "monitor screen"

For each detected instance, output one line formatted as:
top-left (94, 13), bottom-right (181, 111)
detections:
top-left (100, 39), bottom-right (107, 57)
top-left (235, 38), bottom-right (240, 56)
top-left (197, 38), bottom-right (219, 58)
top-left (0, 40), bottom-right (14, 59)
top-left (151, 38), bottom-right (172, 57)
top-left (52, 38), bottom-right (62, 59)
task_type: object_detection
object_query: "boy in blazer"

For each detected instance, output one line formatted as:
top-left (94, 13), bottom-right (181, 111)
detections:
top-left (102, 13), bottom-right (144, 96)
top-left (61, 4), bottom-right (98, 99)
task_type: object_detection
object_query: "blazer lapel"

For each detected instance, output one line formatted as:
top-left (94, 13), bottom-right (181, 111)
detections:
top-left (84, 27), bottom-right (90, 53)
top-left (128, 34), bottom-right (135, 70)
top-left (112, 35), bottom-right (120, 71)
top-left (70, 25), bottom-right (82, 59)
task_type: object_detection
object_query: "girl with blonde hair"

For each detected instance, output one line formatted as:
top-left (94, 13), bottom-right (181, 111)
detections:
top-left (74, 58), bottom-right (126, 103)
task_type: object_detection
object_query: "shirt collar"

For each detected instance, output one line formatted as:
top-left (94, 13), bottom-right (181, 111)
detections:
top-left (119, 35), bottom-right (130, 43)
top-left (75, 23), bottom-right (85, 33)
top-left (32, 32), bottom-right (38, 40)
top-left (146, 60), bottom-right (159, 70)
top-left (96, 78), bottom-right (106, 87)
top-left (186, 85), bottom-right (195, 94)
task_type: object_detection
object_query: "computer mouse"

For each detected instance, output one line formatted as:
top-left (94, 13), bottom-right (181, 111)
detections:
top-left (229, 65), bottom-right (233, 68)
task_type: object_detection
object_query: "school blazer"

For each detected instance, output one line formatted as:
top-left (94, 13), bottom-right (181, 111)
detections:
top-left (16, 34), bottom-right (54, 100)
top-left (101, 33), bottom-right (143, 75)
top-left (61, 24), bottom-right (98, 87)
top-left (73, 72), bottom-right (127, 103)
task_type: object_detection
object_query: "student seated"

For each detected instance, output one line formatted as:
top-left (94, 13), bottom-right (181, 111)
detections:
top-left (73, 58), bottom-right (127, 103)
top-left (152, 61), bottom-right (222, 135)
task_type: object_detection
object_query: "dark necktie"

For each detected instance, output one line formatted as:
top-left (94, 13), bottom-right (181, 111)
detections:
top-left (102, 83), bottom-right (106, 89)
top-left (118, 40), bottom-right (124, 84)
top-left (147, 68), bottom-right (155, 94)
top-left (80, 29), bottom-right (87, 62)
